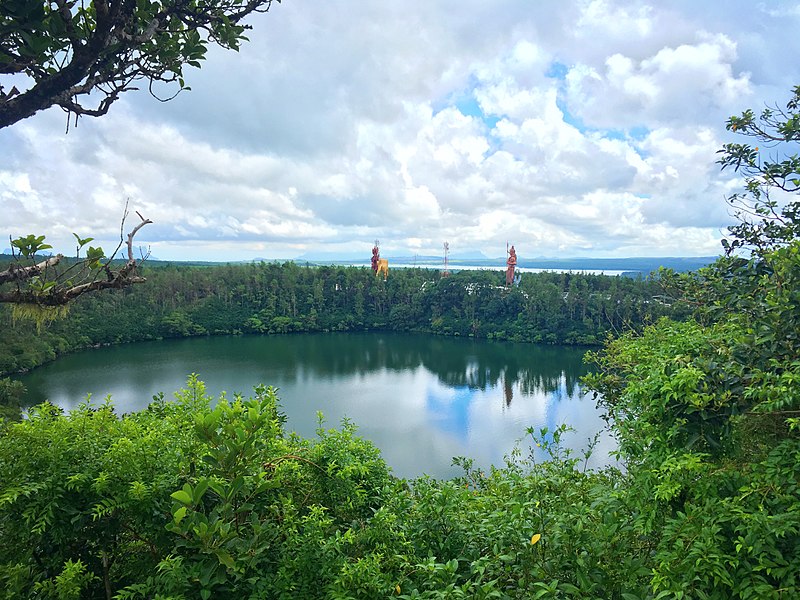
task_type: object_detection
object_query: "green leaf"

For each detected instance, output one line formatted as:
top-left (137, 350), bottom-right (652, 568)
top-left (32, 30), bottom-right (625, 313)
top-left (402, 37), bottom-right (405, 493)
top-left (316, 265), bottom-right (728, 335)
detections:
top-left (170, 489), bottom-right (192, 505)
top-left (72, 233), bottom-right (94, 248)
top-left (193, 478), bottom-right (209, 504)
top-left (215, 549), bottom-right (236, 569)
top-left (173, 506), bottom-right (187, 524)
top-left (11, 234), bottom-right (52, 258)
top-left (558, 582), bottom-right (581, 594)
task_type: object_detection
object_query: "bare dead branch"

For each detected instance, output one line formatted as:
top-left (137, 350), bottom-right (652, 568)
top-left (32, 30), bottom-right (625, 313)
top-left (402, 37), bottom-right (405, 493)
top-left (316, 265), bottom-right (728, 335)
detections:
top-left (0, 254), bottom-right (64, 286)
top-left (0, 275), bottom-right (148, 305)
top-left (126, 213), bottom-right (154, 262)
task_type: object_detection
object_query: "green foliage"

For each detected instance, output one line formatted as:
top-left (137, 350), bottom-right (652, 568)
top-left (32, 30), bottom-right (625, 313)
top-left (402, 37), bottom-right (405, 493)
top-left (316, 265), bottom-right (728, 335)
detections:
top-left (147, 390), bottom-right (396, 599)
top-left (585, 312), bottom-right (800, 598)
top-left (0, 373), bottom-right (648, 599)
top-left (162, 309), bottom-right (207, 337)
top-left (374, 426), bottom-right (646, 599)
top-left (0, 390), bottom-right (200, 598)
top-left (10, 301), bottom-right (70, 331)
top-left (10, 234), bottom-right (52, 259)
top-left (717, 84), bottom-right (800, 252)
top-left (0, 376), bottom-right (399, 598)
top-left (0, 0), bottom-right (282, 127)
top-left (31, 559), bottom-right (98, 600)
top-left (586, 319), bottom-right (747, 460)
top-left (647, 439), bottom-right (800, 599)
top-left (1, 210), bottom-right (150, 310)
top-left (0, 376), bottom-right (26, 422)
top-left (583, 84), bottom-right (800, 599)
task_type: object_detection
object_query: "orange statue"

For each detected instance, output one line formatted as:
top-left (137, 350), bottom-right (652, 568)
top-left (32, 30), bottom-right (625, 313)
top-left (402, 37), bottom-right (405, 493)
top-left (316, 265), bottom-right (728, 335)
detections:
top-left (371, 243), bottom-right (389, 281)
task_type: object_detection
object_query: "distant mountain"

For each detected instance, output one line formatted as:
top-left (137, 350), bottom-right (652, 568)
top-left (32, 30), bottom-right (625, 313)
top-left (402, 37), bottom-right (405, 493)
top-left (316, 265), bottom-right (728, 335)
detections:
top-left (1, 248), bottom-right (160, 261)
top-left (251, 257), bottom-right (291, 263)
top-left (393, 255), bottom-right (717, 273)
top-left (449, 250), bottom-right (489, 260)
top-left (294, 251), bottom-right (369, 262)
top-left (445, 256), bottom-right (717, 273)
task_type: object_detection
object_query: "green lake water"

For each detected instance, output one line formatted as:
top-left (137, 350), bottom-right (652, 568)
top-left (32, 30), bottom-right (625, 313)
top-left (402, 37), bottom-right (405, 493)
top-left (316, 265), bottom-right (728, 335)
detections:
top-left (17, 332), bottom-right (614, 479)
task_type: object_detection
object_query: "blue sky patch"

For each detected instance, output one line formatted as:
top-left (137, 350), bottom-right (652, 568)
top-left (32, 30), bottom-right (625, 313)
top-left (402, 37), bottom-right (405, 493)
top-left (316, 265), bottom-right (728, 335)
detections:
top-left (545, 60), bottom-right (569, 80)
top-left (454, 96), bottom-right (500, 129)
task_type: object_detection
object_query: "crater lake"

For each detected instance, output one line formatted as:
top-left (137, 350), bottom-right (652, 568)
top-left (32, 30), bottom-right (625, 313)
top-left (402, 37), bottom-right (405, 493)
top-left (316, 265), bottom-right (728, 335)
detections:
top-left (17, 332), bottom-right (613, 479)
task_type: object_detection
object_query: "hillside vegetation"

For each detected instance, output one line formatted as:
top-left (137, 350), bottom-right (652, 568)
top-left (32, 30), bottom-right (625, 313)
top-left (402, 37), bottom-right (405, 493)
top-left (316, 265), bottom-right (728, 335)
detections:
top-left (0, 263), bottom-right (678, 377)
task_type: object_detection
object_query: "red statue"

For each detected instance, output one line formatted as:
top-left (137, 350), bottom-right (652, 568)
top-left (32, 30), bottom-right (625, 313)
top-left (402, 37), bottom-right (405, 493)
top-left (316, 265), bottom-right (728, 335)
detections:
top-left (371, 244), bottom-right (380, 273)
top-left (506, 245), bottom-right (517, 286)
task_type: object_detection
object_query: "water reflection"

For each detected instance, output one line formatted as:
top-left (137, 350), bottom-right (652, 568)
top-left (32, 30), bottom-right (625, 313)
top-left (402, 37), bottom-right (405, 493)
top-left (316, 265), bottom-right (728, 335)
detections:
top-left (238, 333), bottom-right (587, 406)
top-left (18, 333), bottom-right (613, 479)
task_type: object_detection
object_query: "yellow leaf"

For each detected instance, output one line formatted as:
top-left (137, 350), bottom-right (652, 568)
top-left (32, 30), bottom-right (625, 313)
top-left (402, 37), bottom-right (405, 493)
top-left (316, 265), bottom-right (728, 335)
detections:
top-left (396, 584), bottom-right (402, 594)
top-left (530, 533), bottom-right (542, 545)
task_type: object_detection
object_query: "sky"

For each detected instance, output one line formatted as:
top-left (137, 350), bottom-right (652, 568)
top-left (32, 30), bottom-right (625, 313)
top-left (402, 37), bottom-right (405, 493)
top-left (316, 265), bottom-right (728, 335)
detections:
top-left (2, 0), bottom-right (800, 262)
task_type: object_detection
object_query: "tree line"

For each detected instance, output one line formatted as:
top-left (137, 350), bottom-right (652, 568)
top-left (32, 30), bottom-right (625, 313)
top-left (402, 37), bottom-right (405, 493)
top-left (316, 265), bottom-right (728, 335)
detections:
top-left (0, 261), bottom-right (681, 377)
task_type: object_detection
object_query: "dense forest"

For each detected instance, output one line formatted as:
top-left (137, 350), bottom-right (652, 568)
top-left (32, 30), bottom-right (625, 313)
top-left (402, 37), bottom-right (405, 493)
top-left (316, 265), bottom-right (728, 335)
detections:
top-left (0, 260), bottom-right (681, 377)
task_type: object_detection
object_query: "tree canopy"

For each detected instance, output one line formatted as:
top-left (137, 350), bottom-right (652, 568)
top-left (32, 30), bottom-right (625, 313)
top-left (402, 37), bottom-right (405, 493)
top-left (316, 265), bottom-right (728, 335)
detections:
top-left (0, 0), bottom-right (281, 128)
top-left (717, 84), bottom-right (800, 253)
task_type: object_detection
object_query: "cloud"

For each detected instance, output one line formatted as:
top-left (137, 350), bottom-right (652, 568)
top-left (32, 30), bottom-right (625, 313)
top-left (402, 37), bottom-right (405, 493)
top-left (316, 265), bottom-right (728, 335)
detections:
top-left (2, 0), bottom-right (798, 261)
top-left (564, 32), bottom-right (752, 129)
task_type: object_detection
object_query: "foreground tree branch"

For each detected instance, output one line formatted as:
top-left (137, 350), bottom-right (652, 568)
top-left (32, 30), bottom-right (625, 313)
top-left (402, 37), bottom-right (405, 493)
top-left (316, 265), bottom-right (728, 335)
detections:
top-left (0, 0), bottom-right (282, 129)
top-left (0, 210), bottom-right (153, 307)
top-left (717, 84), bottom-right (800, 253)
top-left (0, 254), bottom-right (63, 286)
